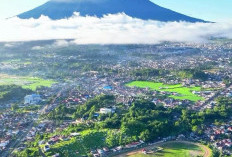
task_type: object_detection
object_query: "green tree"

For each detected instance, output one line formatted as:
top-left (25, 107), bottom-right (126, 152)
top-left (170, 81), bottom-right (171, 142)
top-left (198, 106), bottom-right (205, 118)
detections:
top-left (11, 104), bottom-right (19, 111)
top-left (139, 129), bottom-right (151, 142)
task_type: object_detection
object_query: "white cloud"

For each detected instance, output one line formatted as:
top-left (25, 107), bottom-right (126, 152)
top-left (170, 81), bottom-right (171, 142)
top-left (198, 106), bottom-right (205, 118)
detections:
top-left (53, 40), bottom-right (71, 47)
top-left (4, 42), bottom-right (23, 47)
top-left (31, 46), bottom-right (44, 50)
top-left (0, 13), bottom-right (232, 44)
top-left (4, 43), bottom-right (15, 47)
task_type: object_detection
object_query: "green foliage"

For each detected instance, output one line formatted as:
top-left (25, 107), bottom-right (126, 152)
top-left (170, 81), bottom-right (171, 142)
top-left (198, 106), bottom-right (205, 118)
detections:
top-left (73, 95), bottom-right (115, 119)
top-left (139, 129), bottom-right (151, 142)
top-left (105, 130), bottom-right (121, 147)
top-left (11, 103), bottom-right (19, 111)
top-left (0, 85), bottom-right (31, 103)
top-left (47, 130), bottom-right (107, 156)
top-left (223, 78), bottom-right (232, 86)
top-left (96, 114), bottom-right (121, 129)
top-left (175, 69), bottom-right (209, 81)
top-left (15, 147), bottom-right (40, 157)
top-left (17, 96), bottom-right (232, 157)
top-left (130, 68), bottom-right (168, 78)
top-left (81, 130), bottom-right (106, 149)
top-left (16, 105), bottom-right (40, 113)
top-left (177, 70), bottom-right (193, 79)
top-left (47, 105), bottom-right (74, 120)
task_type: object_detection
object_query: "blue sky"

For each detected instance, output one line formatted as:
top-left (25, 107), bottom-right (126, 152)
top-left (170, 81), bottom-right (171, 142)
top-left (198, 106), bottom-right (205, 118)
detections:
top-left (152, 0), bottom-right (232, 22)
top-left (0, 0), bottom-right (231, 22)
top-left (0, 0), bottom-right (48, 19)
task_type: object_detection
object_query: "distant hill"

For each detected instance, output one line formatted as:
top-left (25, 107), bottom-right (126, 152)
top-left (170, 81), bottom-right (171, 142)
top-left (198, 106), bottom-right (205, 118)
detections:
top-left (18, 0), bottom-right (204, 22)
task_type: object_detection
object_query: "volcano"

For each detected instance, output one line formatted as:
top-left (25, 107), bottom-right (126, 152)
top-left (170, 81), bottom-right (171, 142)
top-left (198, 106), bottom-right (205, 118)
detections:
top-left (18, 0), bottom-right (204, 22)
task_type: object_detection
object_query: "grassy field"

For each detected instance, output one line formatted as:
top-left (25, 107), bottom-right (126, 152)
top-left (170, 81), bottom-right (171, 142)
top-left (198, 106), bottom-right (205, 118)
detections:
top-left (0, 74), bottom-right (55, 91)
top-left (45, 130), bottom-right (107, 157)
top-left (126, 81), bottom-right (203, 102)
top-left (129, 142), bottom-right (205, 157)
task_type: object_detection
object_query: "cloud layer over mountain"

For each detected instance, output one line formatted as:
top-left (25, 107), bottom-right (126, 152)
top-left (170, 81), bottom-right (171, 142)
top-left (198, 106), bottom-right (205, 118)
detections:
top-left (1, 13), bottom-right (232, 44)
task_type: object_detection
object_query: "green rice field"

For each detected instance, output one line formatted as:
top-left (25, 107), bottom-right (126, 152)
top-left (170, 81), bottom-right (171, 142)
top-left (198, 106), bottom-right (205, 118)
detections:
top-left (0, 74), bottom-right (56, 91)
top-left (126, 81), bottom-right (203, 102)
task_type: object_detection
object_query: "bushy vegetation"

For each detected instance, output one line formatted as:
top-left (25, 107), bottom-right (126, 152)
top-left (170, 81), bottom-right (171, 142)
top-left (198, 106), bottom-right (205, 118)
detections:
top-left (16, 95), bottom-right (231, 156)
top-left (16, 147), bottom-right (40, 157)
top-left (46, 105), bottom-right (75, 120)
top-left (0, 85), bottom-right (31, 103)
top-left (175, 69), bottom-right (209, 81)
top-left (73, 95), bottom-right (115, 119)
top-left (129, 68), bottom-right (209, 81)
top-left (130, 69), bottom-right (168, 78)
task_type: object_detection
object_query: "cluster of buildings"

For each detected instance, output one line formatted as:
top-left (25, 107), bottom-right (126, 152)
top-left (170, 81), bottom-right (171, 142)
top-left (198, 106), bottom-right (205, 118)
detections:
top-left (1, 41), bottom-right (232, 156)
top-left (205, 123), bottom-right (232, 155)
top-left (15, 120), bottom-right (72, 153)
top-left (91, 140), bottom-right (144, 157)
top-left (0, 110), bottom-right (34, 152)
top-left (0, 94), bottom-right (42, 151)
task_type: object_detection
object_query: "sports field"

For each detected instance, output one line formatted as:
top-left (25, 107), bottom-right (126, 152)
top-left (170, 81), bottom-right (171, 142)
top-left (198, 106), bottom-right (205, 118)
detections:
top-left (116, 141), bottom-right (211, 157)
top-left (126, 81), bottom-right (203, 102)
top-left (0, 74), bottom-right (56, 91)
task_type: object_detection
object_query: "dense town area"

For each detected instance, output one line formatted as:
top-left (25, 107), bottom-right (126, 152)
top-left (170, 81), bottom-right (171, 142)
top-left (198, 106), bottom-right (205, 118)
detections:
top-left (0, 40), bottom-right (232, 157)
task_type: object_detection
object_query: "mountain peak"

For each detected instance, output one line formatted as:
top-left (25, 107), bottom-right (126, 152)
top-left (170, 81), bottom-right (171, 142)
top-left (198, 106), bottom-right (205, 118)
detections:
top-left (18, 0), bottom-right (204, 22)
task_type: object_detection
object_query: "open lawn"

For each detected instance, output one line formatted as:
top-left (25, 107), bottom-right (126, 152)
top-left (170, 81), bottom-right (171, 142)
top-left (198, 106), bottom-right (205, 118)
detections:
top-left (126, 81), bottom-right (203, 102)
top-left (0, 74), bottom-right (56, 91)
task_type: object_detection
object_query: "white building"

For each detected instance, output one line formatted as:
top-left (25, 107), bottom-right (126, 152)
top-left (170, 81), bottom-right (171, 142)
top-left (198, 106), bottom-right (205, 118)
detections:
top-left (0, 140), bottom-right (9, 149)
top-left (24, 94), bottom-right (41, 104)
top-left (226, 92), bottom-right (232, 97)
top-left (100, 108), bottom-right (115, 114)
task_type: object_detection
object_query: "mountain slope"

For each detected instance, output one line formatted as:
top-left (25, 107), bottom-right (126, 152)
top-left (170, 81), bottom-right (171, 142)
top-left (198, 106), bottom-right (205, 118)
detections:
top-left (18, 0), bottom-right (204, 22)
